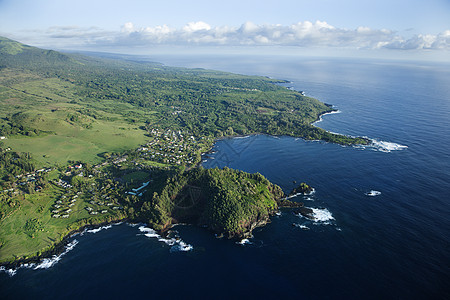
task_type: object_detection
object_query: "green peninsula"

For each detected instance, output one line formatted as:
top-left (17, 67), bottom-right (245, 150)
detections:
top-left (0, 36), bottom-right (368, 266)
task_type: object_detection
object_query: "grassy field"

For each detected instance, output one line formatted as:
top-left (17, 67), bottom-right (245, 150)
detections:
top-left (0, 184), bottom-right (124, 263)
top-left (4, 118), bottom-right (149, 167)
top-left (0, 73), bottom-right (152, 167)
top-left (122, 171), bottom-right (151, 184)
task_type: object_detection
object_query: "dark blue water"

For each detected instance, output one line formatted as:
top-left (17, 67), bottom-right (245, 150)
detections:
top-left (2, 56), bottom-right (449, 299)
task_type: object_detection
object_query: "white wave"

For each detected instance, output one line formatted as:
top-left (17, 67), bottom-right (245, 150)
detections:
top-left (1, 240), bottom-right (78, 275)
top-left (283, 193), bottom-right (302, 200)
top-left (157, 237), bottom-right (177, 246)
top-left (366, 190), bottom-right (381, 197)
top-left (234, 135), bottom-right (251, 139)
top-left (139, 226), bottom-right (193, 252)
top-left (293, 223), bottom-right (310, 230)
top-left (306, 188), bottom-right (316, 196)
top-left (86, 224), bottom-right (112, 234)
top-left (313, 221), bottom-right (332, 226)
top-left (300, 208), bottom-right (335, 223)
top-left (304, 197), bottom-right (314, 201)
top-left (34, 239), bottom-right (79, 270)
top-left (159, 237), bottom-right (193, 252)
top-left (310, 208), bottom-right (334, 222)
top-left (283, 188), bottom-right (315, 201)
top-left (353, 145), bottom-right (367, 150)
top-left (138, 226), bottom-right (154, 233)
top-left (0, 266), bottom-right (17, 277)
top-left (170, 240), bottom-right (194, 252)
top-left (138, 226), bottom-right (160, 238)
top-left (236, 238), bottom-right (252, 245)
top-left (369, 139), bottom-right (408, 153)
top-left (312, 110), bottom-right (341, 125)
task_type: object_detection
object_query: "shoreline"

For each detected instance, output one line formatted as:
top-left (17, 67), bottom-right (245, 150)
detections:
top-left (0, 109), bottom-right (361, 271)
top-left (312, 109), bottom-right (341, 126)
top-left (0, 218), bottom-right (127, 269)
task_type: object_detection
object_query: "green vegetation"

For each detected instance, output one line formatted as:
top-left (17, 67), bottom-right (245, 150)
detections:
top-left (128, 167), bottom-right (284, 237)
top-left (0, 37), bottom-right (369, 265)
top-left (289, 182), bottom-right (313, 196)
top-left (0, 178), bottom-right (126, 264)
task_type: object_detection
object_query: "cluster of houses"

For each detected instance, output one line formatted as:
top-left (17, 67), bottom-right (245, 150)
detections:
top-left (15, 168), bottom-right (52, 180)
top-left (51, 189), bottom-right (122, 218)
top-left (142, 129), bottom-right (198, 165)
top-left (65, 163), bottom-right (83, 176)
top-left (7, 168), bottom-right (54, 193)
top-left (55, 179), bottom-right (72, 189)
top-left (86, 193), bottom-right (122, 214)
top-left (51, 193), bottom-right (80, 218)
top-left (1, 167), bottom-right (55, 195)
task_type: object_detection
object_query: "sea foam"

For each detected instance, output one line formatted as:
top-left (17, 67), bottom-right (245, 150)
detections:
top-left (293, 223), bottom-right (310, 230)
top-left (0, 266), bottom-right (17, 277)
top-left (86, 224), bottom-right (112, 234)
top-left (138, 226), bottom-right (193, 252)
top-left (369, 139), bottom-right (408, 153)
top-left (236, 238), bottom-right (252, 245)
top-left (33, 239), bottom-right (79, 270)
top-left (309, 208), bottom-right (335, 222)
top-left (297, 208), bottom-right (335, 223)
top-left (366, 190), bottom-right (381, 196)
top-left (312, 110), bottom-right (341, 125)
top-left (171, 240), bottom-right (194, 252)
top-left (0, 239), bottom-right (79, 276)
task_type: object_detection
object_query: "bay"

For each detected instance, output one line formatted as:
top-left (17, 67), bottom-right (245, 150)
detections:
top-left (1, 55), bottom-right (449, 299)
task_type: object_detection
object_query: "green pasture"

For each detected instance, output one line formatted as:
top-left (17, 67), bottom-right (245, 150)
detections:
top-left (0, 184), bottom-right (122, 263)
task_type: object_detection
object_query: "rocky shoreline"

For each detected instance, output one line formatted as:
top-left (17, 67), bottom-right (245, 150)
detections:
top-left (1, 179), bottom-right (314, 271)
top-left (0, 218), bottom-right (127, 269)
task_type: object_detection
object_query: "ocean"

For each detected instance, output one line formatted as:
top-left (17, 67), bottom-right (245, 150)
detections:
top-left (1, 55), bottom-right (449, 299)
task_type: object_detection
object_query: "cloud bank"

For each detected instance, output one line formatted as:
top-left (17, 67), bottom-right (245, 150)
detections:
top-left (27, 21), bottom-right (450, 51)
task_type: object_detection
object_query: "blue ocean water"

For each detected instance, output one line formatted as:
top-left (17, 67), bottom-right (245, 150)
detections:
top-left (1, 56), bottom-right (449, 299)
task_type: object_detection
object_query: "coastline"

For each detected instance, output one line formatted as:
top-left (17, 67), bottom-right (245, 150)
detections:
top-left (312, 109), bottom-right (341, 126)
top-left (0, 218), bottom-right (127, 269)
top-left (1, 107), bottom-right (363, 271)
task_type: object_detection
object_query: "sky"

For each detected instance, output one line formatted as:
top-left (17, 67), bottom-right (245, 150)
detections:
top-left (0, 0), bottom-right (449, 61)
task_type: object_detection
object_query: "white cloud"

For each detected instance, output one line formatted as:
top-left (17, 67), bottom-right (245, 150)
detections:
top-left (122, 22), bottom-right (134, 33)
top-left (183, 21), bottom-right (211, 32)
top-left (19, 21), bottom-right (450, 52)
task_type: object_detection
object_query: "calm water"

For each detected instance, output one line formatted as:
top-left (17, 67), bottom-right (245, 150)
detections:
top-left (1, 56), bottom-right (449, 299)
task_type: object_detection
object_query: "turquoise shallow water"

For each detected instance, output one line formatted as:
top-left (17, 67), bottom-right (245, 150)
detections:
top-left (1, 56), bottom-right (449, 299)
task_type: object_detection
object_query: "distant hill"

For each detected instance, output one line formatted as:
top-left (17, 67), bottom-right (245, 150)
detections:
top-left (0, 36), bottom-right (30, 55)
top-left (0, 36), bottom-right (76, 69)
